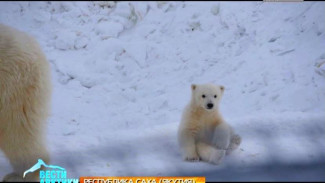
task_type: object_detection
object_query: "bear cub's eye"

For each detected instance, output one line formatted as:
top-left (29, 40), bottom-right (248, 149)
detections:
top-left (202, 95), bottom-right (206, 98)
top-left (214, 95), bottom-right (217, 98)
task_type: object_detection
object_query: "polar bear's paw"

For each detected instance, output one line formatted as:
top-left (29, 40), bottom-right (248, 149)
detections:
top-left (185, 155), bottom-right (201, 162)
top-left (231, 134), bottom-right (241, 147)
top-left (3, 173), bottom-right (24, 182)
top-left (208, 149), bottom-right (225, 165)
top-left (226, 134), bottom-right (242, 155)
top-left (3, 172), bottom-right (38, 182)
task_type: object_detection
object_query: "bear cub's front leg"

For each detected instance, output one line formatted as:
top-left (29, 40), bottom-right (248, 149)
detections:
top-left (178, 130), bottom-right (201, 162)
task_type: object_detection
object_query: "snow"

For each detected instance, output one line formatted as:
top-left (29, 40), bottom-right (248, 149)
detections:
top-left (0, 1), bottom-right (325, 181)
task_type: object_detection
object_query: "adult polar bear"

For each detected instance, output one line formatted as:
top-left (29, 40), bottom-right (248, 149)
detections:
top-left (0, 24), bottom-right (51, 181)
top-left (178, 84), bottom-right (241, 165)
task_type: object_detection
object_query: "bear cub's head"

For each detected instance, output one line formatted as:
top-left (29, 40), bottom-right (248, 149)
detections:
top-left (191, 83), bottom-right (225, 111)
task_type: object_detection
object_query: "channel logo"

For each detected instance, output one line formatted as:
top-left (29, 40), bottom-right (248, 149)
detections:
top-left (24, 159), bottom-right (78, 183)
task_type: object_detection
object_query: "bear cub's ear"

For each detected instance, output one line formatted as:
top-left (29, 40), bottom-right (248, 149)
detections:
top-left (220, 85), bottom-right (225, 92)
top-left (191, 84), bottom-right (196, 91)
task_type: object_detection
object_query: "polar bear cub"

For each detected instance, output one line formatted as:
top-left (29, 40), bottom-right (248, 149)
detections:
top-left (0, 24), bottom-right (51, 181)
top-left (178, 83), bottom-right (241, 165)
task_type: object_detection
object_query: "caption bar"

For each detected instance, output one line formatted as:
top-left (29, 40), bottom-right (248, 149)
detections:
top-left (80, 177), bottom-right (205, 183)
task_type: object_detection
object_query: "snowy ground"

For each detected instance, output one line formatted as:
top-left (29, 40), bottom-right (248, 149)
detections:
top-left (0, 1), bottom-right (325, 181)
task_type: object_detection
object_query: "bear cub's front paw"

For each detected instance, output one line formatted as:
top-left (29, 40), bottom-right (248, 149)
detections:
top-left (226, 134), bottom-right (242, 155)
top-left (185, 155), bottom-right (201, 162)
top-left (209, 149), bottom-right (226, 165)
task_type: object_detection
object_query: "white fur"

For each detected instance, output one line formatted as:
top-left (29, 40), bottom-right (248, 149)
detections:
top-left (178, 83), bottom-right (241, 165)
top-left (0, 24), bottom-right (51, 182)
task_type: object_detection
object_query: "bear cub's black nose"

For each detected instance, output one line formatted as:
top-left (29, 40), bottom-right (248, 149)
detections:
top-left (207, 103), bottom-right (214, 109)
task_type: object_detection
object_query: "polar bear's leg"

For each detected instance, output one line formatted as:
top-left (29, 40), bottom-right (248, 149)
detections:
top-left (196, 142), bottom-right (225, 165)
top-left (1, 122), bottom-right (50, 182)
top-left (226, 134), bottom-right (242, 155)
top-left (0, 24), bottom-right (51, 182)
top-left (178, 130), bottom-right (200, 161)
top-left (0, 87), bottom-right (50, 181)
top-left (1, 129), bottom-right (50, 181)
top-left (212, 123), bottom-right (231, 150)
top-left (0, 58), bottom-right (50, 182)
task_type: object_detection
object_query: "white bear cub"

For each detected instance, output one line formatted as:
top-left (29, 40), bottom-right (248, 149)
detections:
top-left (178, 83), bottom-right (241, 165)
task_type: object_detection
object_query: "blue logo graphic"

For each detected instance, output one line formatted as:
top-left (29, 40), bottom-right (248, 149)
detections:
top-left (23, 159), bottom-right (65, 178)
top-left (23, 159), bottom-right (78, 183)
